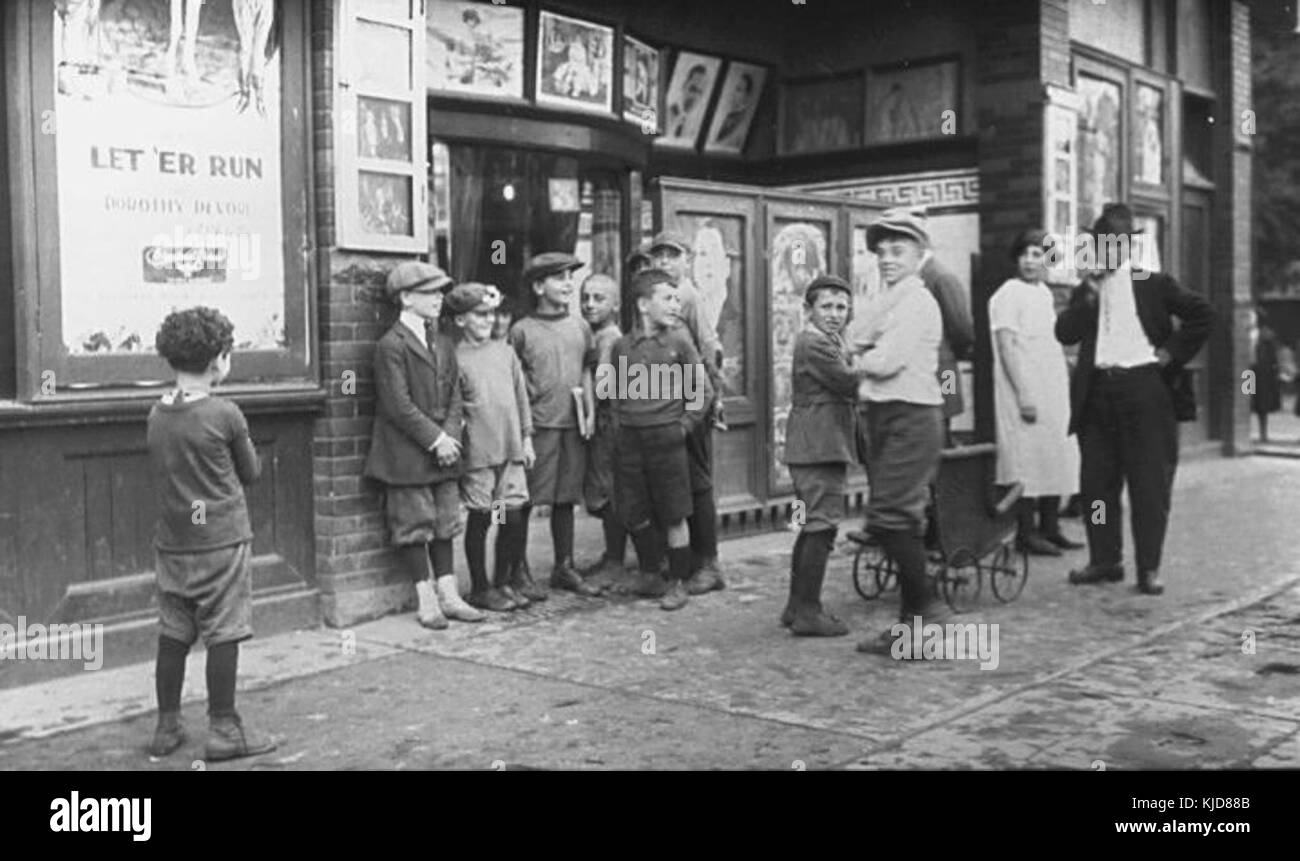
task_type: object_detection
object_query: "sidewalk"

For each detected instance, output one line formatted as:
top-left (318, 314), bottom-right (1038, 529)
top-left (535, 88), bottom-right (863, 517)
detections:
top-left (3, 454), bottom-right (1299, 769)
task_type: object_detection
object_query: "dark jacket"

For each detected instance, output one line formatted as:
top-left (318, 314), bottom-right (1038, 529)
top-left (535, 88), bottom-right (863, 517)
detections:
top-left (920, 256), bottom-right (975, 419)
top-left (364, 321), bottom-right (465, 485)
top-left (1055, 269), bottom-right (1214, 435)
top-left (784, 328), bottom-right (860, 465)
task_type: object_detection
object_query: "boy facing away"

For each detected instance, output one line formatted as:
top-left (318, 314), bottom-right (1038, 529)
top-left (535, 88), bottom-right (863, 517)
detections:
top-left (146, 306), bottom-right (277, 761)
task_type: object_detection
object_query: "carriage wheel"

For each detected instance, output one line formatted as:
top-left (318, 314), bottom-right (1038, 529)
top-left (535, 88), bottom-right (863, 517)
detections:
top-left (852, 545), bottom-right (884, 600)
top-left (939, 548), bottom-right (982, 613)
top-left (985, 543), bottom-right (1029, 602)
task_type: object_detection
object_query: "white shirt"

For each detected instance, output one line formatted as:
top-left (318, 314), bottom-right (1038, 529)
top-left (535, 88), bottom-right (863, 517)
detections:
top-left (1094, 262), bottom-right (1158, 368)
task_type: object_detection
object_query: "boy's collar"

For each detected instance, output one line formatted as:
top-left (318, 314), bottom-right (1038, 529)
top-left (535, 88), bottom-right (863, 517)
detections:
top-left (530, 309), bottom-right (570, 320)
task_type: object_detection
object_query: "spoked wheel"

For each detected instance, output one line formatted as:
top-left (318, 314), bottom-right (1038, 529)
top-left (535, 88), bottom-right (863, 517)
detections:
top-left (851, 541), bottom-right (892, 600)
top-left (984, 542), bottom-right (1029, 602)
top-left (938, 548), bottom-right (982, 613)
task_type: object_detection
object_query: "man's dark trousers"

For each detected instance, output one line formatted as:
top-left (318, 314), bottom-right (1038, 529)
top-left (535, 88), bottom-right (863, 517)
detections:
top-left (1077, 364), bottom-right (1178, 573)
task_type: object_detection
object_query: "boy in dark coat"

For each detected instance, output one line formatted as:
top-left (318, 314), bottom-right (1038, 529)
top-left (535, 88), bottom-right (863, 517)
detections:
top-left (781, 275), bottom-right (869, 637)
top-left (364, 262), bottom-right (478, 628)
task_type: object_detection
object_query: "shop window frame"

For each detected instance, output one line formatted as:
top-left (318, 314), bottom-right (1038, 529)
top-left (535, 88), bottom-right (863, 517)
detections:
top-left (5, 0), bottom-right (316, 399)
top-left (335, 0), bottom-right (429, 253)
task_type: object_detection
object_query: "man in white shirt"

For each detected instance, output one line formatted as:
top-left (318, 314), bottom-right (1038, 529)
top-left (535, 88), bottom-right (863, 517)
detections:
top-left (1055, 204), bottom-right (1213, 596)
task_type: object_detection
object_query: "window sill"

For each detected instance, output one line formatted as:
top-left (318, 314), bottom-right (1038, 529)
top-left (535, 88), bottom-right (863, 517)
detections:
top-left (0, 383), bottom-right (327, 429)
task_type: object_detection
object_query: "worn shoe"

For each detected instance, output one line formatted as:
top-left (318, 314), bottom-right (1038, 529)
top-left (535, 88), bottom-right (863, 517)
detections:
top-left (149, 711), bottom-right (187, 757)
top-left (780, 602), bottom-right (796, 628)
top-left (1068, 564), bottom-right (1124, 585)
top-left (1136, 569), bottom-right (1165, 596)
top-left (685, 561), bottom-right (725, 595)
top-left (790, 609), bottom-right (849, 637)
top-left (436, 575), bottom-right (486, 622)
top-left (855, 629), bottom-right (896, 655)
top-left (509, 559), bottom-right (549, 602)
top-left (498, 584), bottom-right (530, 609)
top-left (466, 587), bottom-right (517, 613)
top-left (660, 579), bottom-right (689, 611)
top-left (205, 713), bottom-right (277, 763)
top-left (1017, 533), bottom-right (1063, 556)
top-left (550, 559), bottom-right (601, 596)
top-left (631, 571), bottom-right (668, 599)
top-left (580, 556), bottom-right (624, 592)
top-left (1042, 531), bottom-right (1085, 550)
top-left (414, 579), bottom-right (449, 630)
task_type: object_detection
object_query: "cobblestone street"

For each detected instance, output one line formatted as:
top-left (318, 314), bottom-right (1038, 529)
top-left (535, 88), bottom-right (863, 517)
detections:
top-left (3, 454), bottom-right (1299, 770)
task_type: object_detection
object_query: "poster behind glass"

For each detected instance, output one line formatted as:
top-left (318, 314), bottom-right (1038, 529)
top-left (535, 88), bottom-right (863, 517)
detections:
top-left (1076, 74), bottom-right (1121, 231)
top-left (674, 214), bottom-right (747, 398)
top-left (427, 0), bottom-right (525, 99)
top-left (535, 11), bottom-right (613, 114)
top-left (1134, 84), bottom-right (1164, 186)
top-left (53, 0), bottom-right (285, 355)
top-left (770, 220), bottom-right (829, 490)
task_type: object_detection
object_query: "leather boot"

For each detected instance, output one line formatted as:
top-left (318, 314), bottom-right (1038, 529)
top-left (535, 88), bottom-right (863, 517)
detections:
top-left (550, 557), bottom-right (601, 596)
top-left (781, 532), bottom-right (806, 627)
top-left (414, 579), bottom-right (449, 630)
top-left (436, 575), bottom-right (486, 622)
top-left (789, 530), bottom-right (849, 637)
top-left (205, 712), bottom-right (277, 762)
top-left (149, 711), bottom-right (187, 757)
top-left (1016, 498), bottom-right (1061, 556)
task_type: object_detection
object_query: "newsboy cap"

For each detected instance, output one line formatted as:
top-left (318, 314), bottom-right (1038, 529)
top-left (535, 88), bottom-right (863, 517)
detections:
top-left (522, 252), bottom-right (582, 286)
top-left (445, 282), bottom-right (502, 316)
top-left (385, 261), bottom-right (452, 299)
top-left (803, 274), bottom-right (852, 303)
top-left (649, 231), bottom-right (691, 255)
top-left (866, 207), bottom-right (931, 251)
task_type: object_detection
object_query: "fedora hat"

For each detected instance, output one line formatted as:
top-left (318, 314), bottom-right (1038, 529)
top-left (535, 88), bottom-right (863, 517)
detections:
top-left (1086, 202), bottom-right (1145, 237)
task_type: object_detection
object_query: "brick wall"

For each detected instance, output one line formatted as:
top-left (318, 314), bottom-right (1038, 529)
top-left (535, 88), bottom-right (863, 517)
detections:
top-left (310, 0), bottom-right (422, 626)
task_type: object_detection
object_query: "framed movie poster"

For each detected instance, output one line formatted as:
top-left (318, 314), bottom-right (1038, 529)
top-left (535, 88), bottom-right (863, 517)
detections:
top-left (535, 10), bottom-right (614, 114)
top-left (427, 0), bottom-right (525, 100)
top-left (866, 58), bottom-right (960, 144)
top-left (704, 61), bottom-right (767, 156)
top-left (1075, 71), bottom-right (1123, 231)
top-left (658, 51), bottom-right (723, 149)
top-left (779, 73), bottom-right (864, 155)
top-left (623, 36), bottom-right (660, 130)
top-left (1134, 83), bottom-right (1165, 186)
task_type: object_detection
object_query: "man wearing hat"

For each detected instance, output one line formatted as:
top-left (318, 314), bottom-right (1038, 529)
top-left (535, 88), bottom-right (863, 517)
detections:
top-left (1056, 203), bottom-right (1213, 595)
top-left (507, 252), bottom-right (602, 598)
top-left (649, 230), bottom-right (728, 595)
top-left (364, 261), bottom-right (482, 629)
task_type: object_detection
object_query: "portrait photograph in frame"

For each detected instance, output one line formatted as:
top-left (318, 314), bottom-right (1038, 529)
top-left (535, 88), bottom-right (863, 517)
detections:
top-left (658, 50), bottom-right (723, 149)
top-left (779, 72), bottom-right (864, 155)
top-left (535, 10), bottom-right (614, 114)
top-left (623, 36), bottom-right (660, 130)
top-left (865, 58), bottom-right (960, 145)
top-left (704, 61), bottom-right (767, 156)
top-left (427, 0), bottom-right (526, 100)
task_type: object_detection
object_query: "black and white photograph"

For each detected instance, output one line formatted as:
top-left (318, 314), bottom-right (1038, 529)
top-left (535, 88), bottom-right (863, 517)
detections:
top-left (622, 35), bottom-right (659, 128)
top-left (427, 0), bottom-right (525, 99)
top-left (704, 60), bottom-right (767, 155)
top-left (534, 10), bottom-right (612, 114)
top-left (4, 0), bottom-right (1300, 811)
top-left (657, 49), bottom-right (722, 148)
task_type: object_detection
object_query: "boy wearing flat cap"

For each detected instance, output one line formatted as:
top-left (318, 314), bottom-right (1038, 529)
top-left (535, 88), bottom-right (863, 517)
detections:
top-left (447, 282), bottom-right (536, 612)
top-left (364, 261), bottom-right (483, 629)
top-left (781, 275), bottom-right (872, 637)
top-left (507, 252), bottom-right (601, 599)
top-left (849, 212), bottom-right (949, 655)
top-left (609, 267), bottom-right (714, 611)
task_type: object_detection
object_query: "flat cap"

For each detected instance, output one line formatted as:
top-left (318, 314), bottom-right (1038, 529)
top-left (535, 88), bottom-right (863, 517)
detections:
top-left (804, 274), bottom-right (852, 302)
top-left (649, 231), bottom-right (690, 254)
top-left (385, 261), bottom-right (452, 298)
top-left (629, 267), bottom-right (674, 299)
top-left (445, 282), bottom-right (502, 315)
top-left (866, 207), bottom-right (931, 251)
top-left (522, 252), bottom-right (582, 285)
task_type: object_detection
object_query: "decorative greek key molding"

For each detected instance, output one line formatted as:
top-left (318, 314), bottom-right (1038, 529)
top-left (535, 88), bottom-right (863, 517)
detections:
top-left (786, 169), bottom-right (979, 212)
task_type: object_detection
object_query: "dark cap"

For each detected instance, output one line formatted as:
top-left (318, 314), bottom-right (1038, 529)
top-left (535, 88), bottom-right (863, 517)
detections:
top-left (648, 231), bottom-right (690, 255)
top-left (626, 246), bottom-right (653, 270)
top-left (804, 274), bottom-right (852, 303)
top-left (629, 267), bottom-right (674, 300)
top-left (1086, 202), bottom-right (1144, 237)
top-left (522, 252), bottom-right (582, 286)
top-left (385, 261), bottom-right (452, 299)
top-left (445, 282), bottom-right (502, 316)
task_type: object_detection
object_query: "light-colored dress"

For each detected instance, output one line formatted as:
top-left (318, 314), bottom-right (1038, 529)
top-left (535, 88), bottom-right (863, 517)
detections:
top-left (988, 278), bottom-right (1079, 497)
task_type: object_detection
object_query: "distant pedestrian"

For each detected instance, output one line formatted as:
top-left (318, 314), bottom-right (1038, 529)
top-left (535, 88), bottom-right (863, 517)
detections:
top-left (1250, 307), bottom-right (1281, 441)
top-left (1056, 203), bottom-right (1213, 596)
top-left (988, 229), bottom-right (1083, 555)
top-left (147, 306), bottom-right (277, 761)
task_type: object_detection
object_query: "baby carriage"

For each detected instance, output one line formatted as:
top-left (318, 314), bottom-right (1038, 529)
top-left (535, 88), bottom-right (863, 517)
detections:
top-left (846, 443), bottom-right (1028, 612)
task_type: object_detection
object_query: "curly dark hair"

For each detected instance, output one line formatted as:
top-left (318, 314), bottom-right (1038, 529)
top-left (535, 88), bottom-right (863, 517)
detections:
top-left (155, 306), bottom-right (235, 373)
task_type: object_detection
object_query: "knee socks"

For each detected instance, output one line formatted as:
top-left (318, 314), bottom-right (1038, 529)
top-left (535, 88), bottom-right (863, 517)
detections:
top-left (600, 507), bottom-right (626, 563)
top-left (206, 640), bottom-right (239, 719)
top-left (551, 503), bottom-right (574, 563)
top-left (399, 544), bottom-right (432, 583)
top-left (495, 508), bottom-right (526, 585)
top-left (155, 635), bottom-right (190, 714)
top-left (629, 524), bottom-right (665, 575)
top-left (428, 538), bottom-right (453, 579)
top-left (464, 510), bottom-right (492, 593)
top-left (689, 490), bottom-right (719, 560)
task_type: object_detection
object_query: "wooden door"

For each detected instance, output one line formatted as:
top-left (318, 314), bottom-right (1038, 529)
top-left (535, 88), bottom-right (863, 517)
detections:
top-left (1180, 187), bottom-right (1214, 445)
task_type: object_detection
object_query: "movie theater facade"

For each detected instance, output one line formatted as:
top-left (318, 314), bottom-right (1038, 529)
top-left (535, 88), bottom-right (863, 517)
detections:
top-left (0, 0), bottom-right (1253, 680)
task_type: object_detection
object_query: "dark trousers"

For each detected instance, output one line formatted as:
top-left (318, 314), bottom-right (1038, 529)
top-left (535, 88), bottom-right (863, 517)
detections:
top-left (1077, 365), bottom-right (1179, 573)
